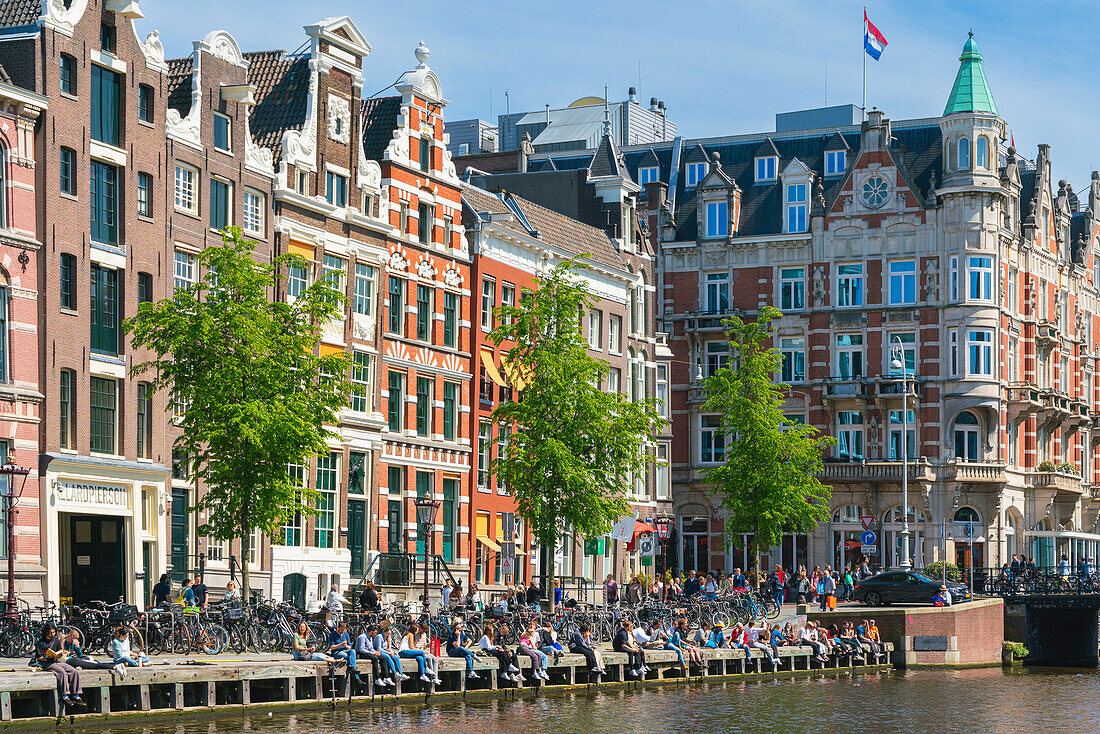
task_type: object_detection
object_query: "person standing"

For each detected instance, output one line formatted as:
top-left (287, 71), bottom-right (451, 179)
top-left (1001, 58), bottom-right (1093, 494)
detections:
top-left (192, 573), bottom-right (209, 609)
top-left (842, 567), bottom-right (855, 602)
top-left (441, 579), bottom-right (454, 609)
top-left (604, 574), bottom-right (619, 606)
top-left (767, 571), bottom-right (784, 610)
top-left (820, 569), bottom-right (837, 611)
top-left (150, 574), bottom-right (172, 610)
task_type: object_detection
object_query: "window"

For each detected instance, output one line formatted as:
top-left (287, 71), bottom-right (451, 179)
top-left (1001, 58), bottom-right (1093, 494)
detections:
top-left (296, 171), bottom-right (308, 195)
top-left (755, 156), bottom-right (777, 182)
top-left (608, 315), bottom-right (622, 354)
top-left (706, 341), bottom-right (728, 377)
top-left (836, 334), bottom-right (863, 379)
top-left (706, 272), bottom-right (729, 314)
top-left (353, 263), bottom-right (375, 316)
top-left (287, 263), bottom-right (307, 299)
top-left (60, 147), bottom-right (75, 196)
top-left (630, 283), bottom-right (643, 334)
top-left (89, 376), bottom-right (117, 454)
top-left (701, 415), bottom-right (724, 463)
top-left (174, 250), bottom-right (195, 291)
top-left (481, 277), bottom-right (495, 331)
top-left (136, 383), bottom-right (152, 458)
top-left (321, 254), bottom-right (344, 303)
top-left (1007, 338), bottom-right (1017, 382)
top-left (780, 337), bottom-right (805, 383)
top-left (416, 376), bottom-right (432, 437)
top-left (949, 256), bottom-right (959, 301)
top-left (400, 203), bottom-right (409, 234)
top-left (479, 364), bottom-right (493, 404)
top-left (443, 215), bottom-right (453, 247)
top-left (837, 264), bottom-right (863, 307)
top-left (59, 370), bottom-right (75, 449)
top-left (705, 200), bottom-right (728, 238)
top-left (780, 268), bottom-right (804, 311)
top-left (443, 291), bottom-right (458, 348)
top-left (948, 330), bottom-right (958, 377)
top-left (283, 465), bottom-right (305, 546)
top-left (419, 137), bottom-right (431, 173)
top-left (60, 54), bottom-right (76, 95)
top-left (242, 188), bottom-right (264, 234)
top-left (953, 411), bottom-right (980, 462)
top-left (136, 172), bottom-right (152, 217)
top-left (888, 410), bottom-right (916, 460)
top-left (889, 261), bottom-right (916, 305)
top-left (639, 166), bottom-right (659, 185)
top-left (968, 329), bottom-right (993, 376)
top-left (138, 84), bottom-right (153, 123)
top-left (90, 65), bottom-right (120, 146)
top-left (501, 283), bottom-right (515, 324)
top-left (174, 164), bottom-right (196, 213)
top-left (826, 150), bottom-right (846, 176)
top-left (387, 371), bottom-right (404, 431)
top-left (90, 264), bottom-right (118, 355)
top-left (1007, 268), bottom-right (1017, 314)
top-left (478, 421), bottom-right (492, 488)
top-left (888, 332), bottom-right (916, 376)
top-left (138, 272), bottom-right (152, 304)
top-left (957, 137), bottom-right (970, 170)
top-left (686, 161), bottom-right (706, 187)
top-left (416, 284), bottom-right (432, 341)
top-left (60, 253), bottom-right (76, 310)
top-left (100, 23), bottom-right (115, 53)
top-left (350, 352), bottom-right (371, 412)
top-left (418, 202), bottom-right (433, 245)
top-left (968, 256), bottom-right (993, 301)
top-left (0, 289), bottom-right (6, 382)
top-left (388, 277), bottom-right (404, 334)
top-left (442, 382), bottom-right (458, 441)
top-left (315, 453), bottom-right (337, 548)
top-left (209, 178), bottom-right (231, 229)
top-left (656, 364), bottom-right (668, 418)
top-left (213, 113), bottom-right (231, 152)
top-left (975, 137), bottom-right (988, 169)
top-left (607, 367), bottom-right (621, 393)
top-left (89, 161), bottom-right (118, 245)
top-left (786, 183), bottom-right (807, 233)
top-left (656, 443), bottom-right (670, 499)
top-left (325, 171), bottom-right (347, 207)
top-left (588, 309), bottom-right (602, 349)
top-left (836, 411), bottom-right (863, 461)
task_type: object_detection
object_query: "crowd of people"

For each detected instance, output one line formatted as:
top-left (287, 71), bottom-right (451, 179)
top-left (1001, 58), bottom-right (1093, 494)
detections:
top-left (28, 622), bottom-right (154, 709)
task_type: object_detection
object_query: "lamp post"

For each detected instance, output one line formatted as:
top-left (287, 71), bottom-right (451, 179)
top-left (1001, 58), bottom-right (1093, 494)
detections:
top-left (413, 497), bottom-right (440, 618)
top-left (654, 515), bottom-right (673, 578)
top-left (0, 454), bottom-right (30, 619)
top-left (890, 336), bottom-right (912, 569)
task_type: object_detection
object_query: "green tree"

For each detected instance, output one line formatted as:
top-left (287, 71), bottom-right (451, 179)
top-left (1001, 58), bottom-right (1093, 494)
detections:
top-left (126, 227), bottom-right (350, 601)
top-left (490, 261), bottom-right (661, 610)
top-left (703, 306), bottom-right (835, 582)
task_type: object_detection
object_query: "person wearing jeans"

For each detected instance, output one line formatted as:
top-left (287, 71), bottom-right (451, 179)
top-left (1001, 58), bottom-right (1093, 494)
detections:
top-left (65, 630), bottom-right (123, 675)
top-left (478, 624), bottom-right (521, 682)
top-left (355, 624), bottom-right (390, 687)
top-left (373, 623), bottom-right (408, 683)
top-left (110, 627), bottom-right (149, 668)
top-left (613, 621), bottom-right (646, 677)
top-left (327, 620), bottom-right (363, 684)
top-left (292, 621), bottom-right (334, 663)
top-left (446, 622), bottom-right (479, 679)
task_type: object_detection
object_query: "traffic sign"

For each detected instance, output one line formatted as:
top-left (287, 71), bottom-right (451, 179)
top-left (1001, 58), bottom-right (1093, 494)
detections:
top-left (861, 544), bottom-right (877, 554)
top-left (861, 530), bottom-right (877, 546)
top-left (860, 515), bottom-right (875, 531)
top-left (638, 533), bottom-right (657, 557)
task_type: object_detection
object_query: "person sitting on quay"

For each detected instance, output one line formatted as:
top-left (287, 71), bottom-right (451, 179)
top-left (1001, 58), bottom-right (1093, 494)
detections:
top-left (832, 622), bottom-right (864, 660)
top-left (355, 623), bottom-right (393, 689)
top-left (856, 619), bottom-right (883, 660)
top-left (730, 623), bottom-right (752, 658)
top-left (632, 622), bottom-right (662, 650)
top-left (446, 620), bottom-right (480, 680)
top-left (797, 621), bottom-right (829, 663)
top-left (110, 626), bottom-right (149, 670)
top-left (327, 619), bottom-right (364, 685)
top-left (292, 620), bottom-right (334, 663)
top-left (375, 622), bottom-right (407, 684)
top-left (568, 622), bottom-right (606, 676)
top-left (692, 620), bottom-right (712, 647)
top-left (746, 621), bottom-right (779, 666)
top-left (707, 621), bottom-right (727, 649)
top-left (614, 620), bottom-right (648, 678)
top-left (932, 584), bottom-right (952, 607)
top-left (670, 618), bottom-right (703, 674)
top-left (537, 620), bottom-right (564, 663)
top-left (399, 622), bottom-right (440, 685)
top-left (868, 619), bottom-right (884, 657)
top-left (517, 624), bottom-right (549, 681)
top-left (65, 628), bottom-right (125, 676)
top-left (479, 623), bottom-right (522, 682)
top-left (770, 624), bottom-right (788, 655)
top-left (33, 622), bottom-right (86, 709)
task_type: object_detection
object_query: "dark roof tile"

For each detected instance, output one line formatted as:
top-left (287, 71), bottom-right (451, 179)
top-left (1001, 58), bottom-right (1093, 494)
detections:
top-left (588, 132), bottom-right (630, 180)
top-left (0, 0), bottom-right (37, 28)
top-left (246, 51), bottom-right (310, 165)
top-left (166, 57), bottom-right (193, 117)
top-left (360, 95), bottom-right (402, 160)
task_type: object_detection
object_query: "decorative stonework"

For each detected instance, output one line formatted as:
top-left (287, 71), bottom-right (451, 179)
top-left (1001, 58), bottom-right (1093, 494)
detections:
top-left (386, 127), bottom-right (410, 164)
top-left (200, 30), bottom-right (248, 69)
top-left (244, 109), bottom-right (274, 177)
top-left (352, 314), bottom-right (375, 343)
top-left (39, 0), bottom-right (90, 36)
top-left (416, 257), bottom-right (436, 280)
top-left (140, 30), bottom-right (168, 74)
top-left (281, 61), bottom-right (319, 173)
top-left (388, 248), bottom-right (408, 271)
top-left (327, 94), bottom-right (351, 144)
top-left (443, 267), bottom-right (462, 288)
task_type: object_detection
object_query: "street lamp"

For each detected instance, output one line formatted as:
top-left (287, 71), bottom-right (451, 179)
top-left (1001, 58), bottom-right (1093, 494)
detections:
top-left (0, 454), bottom-right (30, 619)
top-left (889, 336), bottom-right (912, 569)
top-left (654, 515), bottom-right (673, 577)
top-left (413, 497), bottom-right (440, 617)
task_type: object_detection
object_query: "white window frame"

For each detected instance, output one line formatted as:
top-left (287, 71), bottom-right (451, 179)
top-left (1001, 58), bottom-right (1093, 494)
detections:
top-left (836, 411), bottom-right (864, 461)
top-left (608, 315), bottom-right (622, 355)
top-left (174, 163), bottom-right (197, 214)
top-left (174, 249), bottom-right (196, 291)
top-left (705, 200), bottom-right (728, 238)
top-left (325, 170), bottom-right (348, 208)
top-left (968, 256), bottom-right (994, 302)
top-left (700, 415), bottom-right (724, 463)
top-left (656, 442), bottom-right (670, 499)
top-left (242, 187), bottom-right (265, 235)
top-left (706, 272), bottom-right (729, 314)
top-left (780, 337), bottom-right (805, 383)
top-left (785, 183), bottom-right (807, 233)
top-left (501, 283), bottom-right (515, 325)
top-left (705, 341), bottom-right (728, 377)
top-left (836, 263), bottom-right (864, 308)
top-left (967, 329), bottom-right (994, 376)
top-left (481, 277), bottom-right (495, 332)
top-left (213, 112), bottom-right (232, 153)
top-left (888, 332), bottom-right (916, 377)
top-left (639, 166), bottom-right (660, 185)
top-left (949, 329), bottom-right (959, 377)
top-left (686, 161), bottom-right (707, 187)
top-left (656, 363), bottom-right (668, 418)
top-left (780, 267), bottom-right (805, 311)
top-left (588, 309), bottom-right (602, 350)
top-left (835, 334), bottom-right (863, 379)
top-left (755, 156), bottom-right (777, 182)
top-left (825, 150), bottom-right (846, 177)
top-left (949, 256), bottom-right (959, 301)
top-left (889, 260), bottom-right (917, 305)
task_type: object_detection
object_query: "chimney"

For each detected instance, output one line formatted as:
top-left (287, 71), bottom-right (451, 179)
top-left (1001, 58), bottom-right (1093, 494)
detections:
top-left (545, 104), bottom-right (550, 125)
top-left (657, 100), bottom-right (665, 116)
top-left (649, 97), bottom-right (659, 112)
top-left (628, 86), bottom-right (637, 104)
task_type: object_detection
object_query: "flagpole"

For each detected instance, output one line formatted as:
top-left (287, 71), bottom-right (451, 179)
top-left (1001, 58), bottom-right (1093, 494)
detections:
top-left (862, 6), bottom-right (867, 120)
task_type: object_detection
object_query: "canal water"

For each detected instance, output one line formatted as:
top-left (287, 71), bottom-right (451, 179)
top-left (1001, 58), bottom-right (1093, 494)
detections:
top-left (89, 668), bottom-right (1098, 734)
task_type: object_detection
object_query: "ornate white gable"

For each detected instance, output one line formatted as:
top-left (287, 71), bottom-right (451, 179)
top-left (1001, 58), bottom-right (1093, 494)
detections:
top-left (280, 61), bottom-right (319, 174)
top-left (39, 0), bottom-right (90, 36)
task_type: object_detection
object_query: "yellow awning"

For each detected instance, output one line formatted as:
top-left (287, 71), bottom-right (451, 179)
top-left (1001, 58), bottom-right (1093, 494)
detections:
top-left (319, 344), bottom-right (344, 357)
top-left (288, 241), bottom-right (315, 260)
top-left (501, 353), bottom-right (529, 391)
top-left (480, 348), bottom-right (507, 387)
top-left (477, 535), bottom-right (501, 552)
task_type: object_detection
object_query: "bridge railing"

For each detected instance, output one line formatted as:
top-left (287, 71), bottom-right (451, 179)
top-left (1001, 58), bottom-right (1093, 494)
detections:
top-left (933, 565), bottom-right (1100, 597)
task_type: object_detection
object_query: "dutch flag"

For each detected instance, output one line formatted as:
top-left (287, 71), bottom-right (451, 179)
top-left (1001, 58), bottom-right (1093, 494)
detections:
top-left (864, 10), bottom-right (888, 61)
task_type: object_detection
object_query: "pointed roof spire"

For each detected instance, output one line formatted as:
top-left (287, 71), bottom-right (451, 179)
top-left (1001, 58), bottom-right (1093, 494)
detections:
top-left (944, 32), bottom-right (998, 116)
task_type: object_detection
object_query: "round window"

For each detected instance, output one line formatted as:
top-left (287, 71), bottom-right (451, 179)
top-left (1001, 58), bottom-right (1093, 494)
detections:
top-left (862, 176), bottom-right (889, 209)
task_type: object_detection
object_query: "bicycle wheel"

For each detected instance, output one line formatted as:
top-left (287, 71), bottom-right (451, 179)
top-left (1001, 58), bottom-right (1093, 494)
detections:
top-left (124, 624), bottom-right (146, 655)
top-left (209, 624), bottom-right (229, 654)
top-left (172, 624), bottom-right (193, 655)
top-left (229, 624), bottom-right (246, 654)
top-left (196, 626), bottom-right (219, 655)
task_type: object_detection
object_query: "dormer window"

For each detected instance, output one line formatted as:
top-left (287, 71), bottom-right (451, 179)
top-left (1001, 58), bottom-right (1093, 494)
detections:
top-left (785, 184), bottom-right (807, 233)
top-left (705, 200), bottom-right (728, 239)
top-left (826, 150), bottom-right (846, 177)
top-left (686, 162), bottom-right (707, 188)
top-left (957, 137), bottom-right (971, 170)
top-left (639, 166), bottom-right (660, 186)
top-left (755, 156), bottom-right (777, 182)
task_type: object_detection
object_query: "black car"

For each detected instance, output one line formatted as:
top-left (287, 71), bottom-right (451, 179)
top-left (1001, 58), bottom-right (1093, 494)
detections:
top-left (853, 570), bottom-right (971, 606)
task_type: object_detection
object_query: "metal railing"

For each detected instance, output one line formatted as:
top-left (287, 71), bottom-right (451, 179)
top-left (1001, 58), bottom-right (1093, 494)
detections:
top-left (351, 552), bottom-right (459, 598)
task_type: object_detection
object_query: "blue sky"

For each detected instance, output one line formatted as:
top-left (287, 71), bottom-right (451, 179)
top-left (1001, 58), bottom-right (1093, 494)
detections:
top-left (138, 0), bottom-right (1100, 189)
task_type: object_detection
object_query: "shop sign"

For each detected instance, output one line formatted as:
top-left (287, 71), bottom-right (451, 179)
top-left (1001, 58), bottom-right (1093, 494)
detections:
top-left (55, 480), bottom-right (128, 508)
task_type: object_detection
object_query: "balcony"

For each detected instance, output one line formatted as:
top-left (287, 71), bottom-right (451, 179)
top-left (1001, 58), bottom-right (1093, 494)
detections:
top-left (948, 461), bottom-right (1007, 484)
top-left (683, 309), bottom-right (738, 332)
top-left (1037, 389), bottom-right (1073, 424)
top-left (1088, 484), bottom-right (1100, 500)
top-left (1027, 470), bottom-right (1085, 495)
top-left (1036, 320), bottom-right (1060, 347)
top-left (822, 377), bottom-right (870, 400)
top-left (872, 378), bottom-right (920, 399)
top-left (820, 459), bottom-right (933, 483)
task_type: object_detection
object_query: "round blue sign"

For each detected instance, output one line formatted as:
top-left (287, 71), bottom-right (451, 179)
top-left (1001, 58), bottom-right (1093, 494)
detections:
top-left (861, 530), bottom-right (877, 546)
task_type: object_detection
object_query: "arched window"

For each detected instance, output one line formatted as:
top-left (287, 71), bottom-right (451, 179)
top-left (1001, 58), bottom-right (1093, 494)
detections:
top-left (637, 349), bottom-right (648, 403)
top-left (884, 505), bottom-right (918, 524)
top-left (957, 137), bottom-right (971, 170)
top-left (975, 137), bottom-right (988, 169)
top-left (953, 507), bottom-right (981, 523)
top-left (832, 505), bottom-right (865, 523)
top-left (953, 411), bottom-right (980, 462)
top-left (629, 283), bottom-right (639, 335)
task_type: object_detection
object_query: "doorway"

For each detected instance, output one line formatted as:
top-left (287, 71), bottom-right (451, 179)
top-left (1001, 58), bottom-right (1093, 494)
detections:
top-left (69, 515), bottom-right (126, 605)
top-left (348, 499), bottom-right (366, 577)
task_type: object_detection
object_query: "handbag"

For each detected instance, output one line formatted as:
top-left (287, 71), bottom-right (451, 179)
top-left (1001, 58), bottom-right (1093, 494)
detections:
top-left (816, 583), bottom-right (825, 595)
top-left (827, 595), bottom-right (837, 610)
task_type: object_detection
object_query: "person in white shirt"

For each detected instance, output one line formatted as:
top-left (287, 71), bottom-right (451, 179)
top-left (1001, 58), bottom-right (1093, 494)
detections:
top-left (797, 622), bottom-right (828, 662)
top-left (326, 585), bottom-right (349, 615)
top-left (441, 580), bottom-right (454, 610)
top-left (634, 624), bottom-right (665, 649)
top-left (746, 623), bottom-right (779, 665)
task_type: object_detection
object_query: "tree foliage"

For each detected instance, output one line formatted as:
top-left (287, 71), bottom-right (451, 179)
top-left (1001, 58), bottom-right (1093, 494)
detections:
top-left (703, 306), bottom-right (835, 580)
top-left (126, 227), bottom-right (350, 600)
top-left (490, 261), bottom-right (661, 609)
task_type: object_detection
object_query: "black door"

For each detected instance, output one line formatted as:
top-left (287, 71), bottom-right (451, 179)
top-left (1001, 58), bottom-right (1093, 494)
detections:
top-left (70, 516), bottom-right (125, 605)
top-left (283, 573), bottom-right (306, 610)
top-left (387, 500), bottom-right (402, 553)
top-left (170, 486), bottom-right (189, 583)
top-left (348, 499), bottom-right (366, 577)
